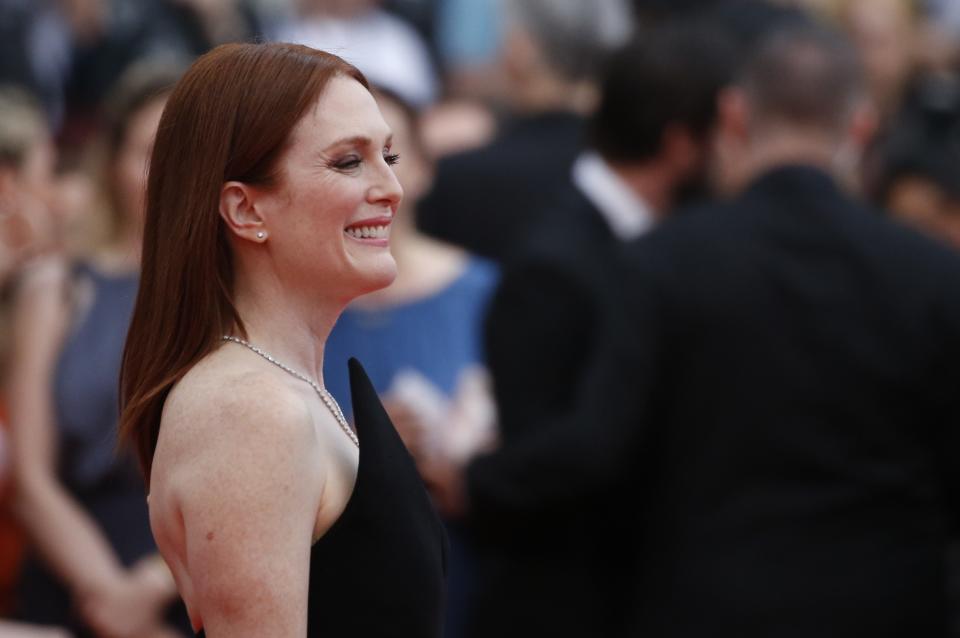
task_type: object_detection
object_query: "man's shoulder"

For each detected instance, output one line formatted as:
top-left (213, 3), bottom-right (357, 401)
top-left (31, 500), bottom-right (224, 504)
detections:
top-left (620, 199), bottom-right (737, 262)
top-left (511, 193), bottom-right (614, 269)
top-left (817, 191), bottom-right (960, 285)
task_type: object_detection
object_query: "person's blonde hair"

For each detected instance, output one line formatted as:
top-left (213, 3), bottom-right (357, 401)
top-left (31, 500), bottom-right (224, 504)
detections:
top-left (0, 87), bottom-right (46, 171)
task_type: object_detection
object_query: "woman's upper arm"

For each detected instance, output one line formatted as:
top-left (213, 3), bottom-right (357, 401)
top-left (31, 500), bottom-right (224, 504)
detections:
top-left (170, 383), bottom-right (324, 638)
top-left (7, 258), bottom-right (71, 482)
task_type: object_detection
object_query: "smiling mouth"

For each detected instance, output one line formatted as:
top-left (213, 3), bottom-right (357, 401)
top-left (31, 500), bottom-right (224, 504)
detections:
top-left (344, 224), bottom-right (389, 240)
top-left (343, 216), bottom-right (392, 244)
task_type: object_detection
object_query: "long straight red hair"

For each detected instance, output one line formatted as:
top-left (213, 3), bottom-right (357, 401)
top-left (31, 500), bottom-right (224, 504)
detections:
top-left (119, 43), bottom-right (367, 481)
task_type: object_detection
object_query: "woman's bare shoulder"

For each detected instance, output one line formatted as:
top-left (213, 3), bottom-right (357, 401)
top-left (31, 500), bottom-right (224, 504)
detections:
top-left (154, 349), bottom-right (320, 487)
top-left (150, 351), bottom-right (324, 635)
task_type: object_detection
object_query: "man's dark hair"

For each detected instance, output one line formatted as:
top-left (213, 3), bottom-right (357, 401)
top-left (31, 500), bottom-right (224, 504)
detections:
top-left (590, 22), bottom-right (737, 163)
top-left (740, 23), bottom-right (866, 133)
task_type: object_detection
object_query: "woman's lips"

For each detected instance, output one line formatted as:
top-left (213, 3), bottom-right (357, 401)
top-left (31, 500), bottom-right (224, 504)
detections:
top-left (344, 217), bottom-right (392, 246)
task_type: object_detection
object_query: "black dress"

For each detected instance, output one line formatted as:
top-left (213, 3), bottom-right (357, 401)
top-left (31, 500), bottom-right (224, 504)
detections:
top-left (198, 358), bottom-right (448, 637)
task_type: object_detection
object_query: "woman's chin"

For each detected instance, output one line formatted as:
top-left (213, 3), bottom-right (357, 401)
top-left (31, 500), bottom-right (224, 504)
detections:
top-left (354, 256), bottom-right (398, 295)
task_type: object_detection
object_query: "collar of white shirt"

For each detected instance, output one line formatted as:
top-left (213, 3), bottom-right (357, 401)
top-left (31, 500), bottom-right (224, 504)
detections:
top-left (571, 151), bottom-right (654, 241)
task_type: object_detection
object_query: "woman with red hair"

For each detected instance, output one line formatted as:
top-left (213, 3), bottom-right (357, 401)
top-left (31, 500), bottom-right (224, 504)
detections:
top-left (120, 43), bottom-right (447, 637)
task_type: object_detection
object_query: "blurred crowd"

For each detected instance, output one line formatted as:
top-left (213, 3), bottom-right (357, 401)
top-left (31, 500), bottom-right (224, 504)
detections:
top-left (2, 0), bottom-right (960, 636)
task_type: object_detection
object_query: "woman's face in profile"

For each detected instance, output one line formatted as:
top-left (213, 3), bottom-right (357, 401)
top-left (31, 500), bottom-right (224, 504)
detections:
top-left (258, 76), bottom-right (402, 300)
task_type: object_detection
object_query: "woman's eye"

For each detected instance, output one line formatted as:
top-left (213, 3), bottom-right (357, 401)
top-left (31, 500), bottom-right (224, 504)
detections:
top-left (384, 153), bottom-right (400, 166)
top-left (333, 156), bottom-right (362, 170)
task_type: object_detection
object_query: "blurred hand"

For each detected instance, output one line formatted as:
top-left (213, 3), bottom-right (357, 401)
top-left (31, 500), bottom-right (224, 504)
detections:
top-left (417, 446), bottom-right (468, 519)
top-left (383, 370), bottom-right (448, 459)
top-left (77, 561), bottom-right (172, 638)
top-left (382, 367), bottom-right (498, 517)
top-left (442, 367), bottom-right (498, 463)
top-left (381, 396), bottom-right (431, 461)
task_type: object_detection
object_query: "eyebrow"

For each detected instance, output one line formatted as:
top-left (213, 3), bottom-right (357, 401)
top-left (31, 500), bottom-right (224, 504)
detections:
top-left (323, 133), bottom-right (394, 152)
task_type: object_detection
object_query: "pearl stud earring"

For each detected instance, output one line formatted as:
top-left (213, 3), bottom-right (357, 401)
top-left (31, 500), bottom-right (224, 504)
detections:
top-left (256, 231), bottom-right (266, 239)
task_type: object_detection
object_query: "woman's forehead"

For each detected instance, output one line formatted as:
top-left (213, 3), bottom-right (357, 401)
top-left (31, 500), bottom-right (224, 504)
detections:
top-left (295, 77), bottom-right (391, 147)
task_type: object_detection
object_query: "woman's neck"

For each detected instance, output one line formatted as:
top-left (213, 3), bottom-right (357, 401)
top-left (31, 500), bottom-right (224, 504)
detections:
top-left (231, 274), bottom-right (344, 385)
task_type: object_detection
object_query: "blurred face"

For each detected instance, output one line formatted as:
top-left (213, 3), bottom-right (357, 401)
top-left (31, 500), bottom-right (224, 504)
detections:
top-left (113, 95), bottom-right (166, 229)
top-left (0, 136), bottom-right (56, 283)
top-left (257, 76), bottom-right (402, 300)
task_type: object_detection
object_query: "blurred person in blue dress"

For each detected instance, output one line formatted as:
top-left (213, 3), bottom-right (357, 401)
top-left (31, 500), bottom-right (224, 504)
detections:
top-left (323, 87), bottom-right (497, 638)
top-left (5, 62), bottom-right (191, 638)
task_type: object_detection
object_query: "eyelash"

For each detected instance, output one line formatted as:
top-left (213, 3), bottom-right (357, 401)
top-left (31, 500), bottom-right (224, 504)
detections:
top-left (332, 152), bottom-right (400, 171)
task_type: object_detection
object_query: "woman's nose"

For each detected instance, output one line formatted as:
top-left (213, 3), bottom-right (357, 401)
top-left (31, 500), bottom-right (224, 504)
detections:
top-left (369, 163), bottom-right (403, 208)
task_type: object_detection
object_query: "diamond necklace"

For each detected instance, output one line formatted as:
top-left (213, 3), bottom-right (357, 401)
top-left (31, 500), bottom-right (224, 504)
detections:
top-left (221, 335), bottom-right (359, 448)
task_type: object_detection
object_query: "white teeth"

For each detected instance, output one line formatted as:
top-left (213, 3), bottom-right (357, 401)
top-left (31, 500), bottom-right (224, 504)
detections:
top-left (345, 225), bottom-right (388, 240)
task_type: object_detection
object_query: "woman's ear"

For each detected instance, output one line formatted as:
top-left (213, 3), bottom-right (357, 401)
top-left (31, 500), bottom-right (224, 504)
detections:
top-left (220, 181), bottom-right (268, 243)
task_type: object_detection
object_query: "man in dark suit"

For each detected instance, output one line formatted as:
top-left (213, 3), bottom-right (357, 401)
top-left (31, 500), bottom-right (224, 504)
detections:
top-left (416, 0), bottom-right (632, 262)
top-left (618, 25), bottom-right (960, 636)
top-left (471, 23), bottom-right (960, 637)
top-left (421, 24), bottom-right (737, 638)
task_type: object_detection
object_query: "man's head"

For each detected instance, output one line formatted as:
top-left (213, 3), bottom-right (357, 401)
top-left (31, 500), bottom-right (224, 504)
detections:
top-left (590, 22), bottom-right (737, 210)
top-left (743, 25), bottom-right (867, 137)
top-left (500, 0), bottom-right (633, 112)
top-left (715, 23), bottom-right (877, 193)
